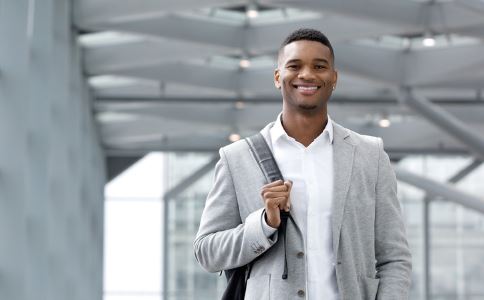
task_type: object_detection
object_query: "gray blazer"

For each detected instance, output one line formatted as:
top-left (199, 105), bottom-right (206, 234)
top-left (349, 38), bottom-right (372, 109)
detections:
top-left (194, 121), bottom-right (412, 300)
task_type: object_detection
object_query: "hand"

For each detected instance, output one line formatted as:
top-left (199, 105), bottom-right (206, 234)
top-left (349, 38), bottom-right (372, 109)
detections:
top-left (260, 180), bottom-right (292, 228)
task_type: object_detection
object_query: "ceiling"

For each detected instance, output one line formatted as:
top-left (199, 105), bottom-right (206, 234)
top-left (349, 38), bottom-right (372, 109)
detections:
top-left (73, 0), bottom-right (484, 159)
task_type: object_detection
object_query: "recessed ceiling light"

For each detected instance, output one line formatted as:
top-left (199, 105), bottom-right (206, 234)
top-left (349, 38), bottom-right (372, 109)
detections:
top-left (379, 118), bottom-right (391, 128)
top-left (239, 59), bottom-right (251, 68)
top-left (246, 4), bottom-right (259, 18)
top-left (422, 32), bottom-right (436, 47)
top-left (235, 101), bottom-right (245, 109)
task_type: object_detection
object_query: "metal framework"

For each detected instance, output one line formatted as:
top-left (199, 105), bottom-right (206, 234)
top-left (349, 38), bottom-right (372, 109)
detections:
top-left (73, 0), bottom-right (484, 158)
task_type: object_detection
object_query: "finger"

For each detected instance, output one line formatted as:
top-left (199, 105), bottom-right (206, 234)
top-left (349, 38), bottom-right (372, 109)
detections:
top-left (263, 180), bottom-right (284, 188)
top-left (266, 197), bottom-right (286, 208)
top-left (264, 198), bottom-right (288, 209)
top-left (262, 184), bottom-right (289, 196)
top-left (261, 185), bottom-right (289, 198)
top-left (263, 185), bottom-right (288, 193)
top-left (284, 181), bottom-right (292, 210)
top-left (260, 189), bottom-right (289, 198)
top-left (263, 191), bottom-right (290, 199)
top-left (261, 187), bottom-right (287, 198)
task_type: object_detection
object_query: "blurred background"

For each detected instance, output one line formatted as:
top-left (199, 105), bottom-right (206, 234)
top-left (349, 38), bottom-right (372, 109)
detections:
top-left (1, 0), bottom-right (484, 299)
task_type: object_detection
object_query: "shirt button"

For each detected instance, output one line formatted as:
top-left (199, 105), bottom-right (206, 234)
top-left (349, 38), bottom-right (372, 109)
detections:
top-left (297, 289), bottom-right (305, 297)
top-left (297, 252), bottom-right (304, 258)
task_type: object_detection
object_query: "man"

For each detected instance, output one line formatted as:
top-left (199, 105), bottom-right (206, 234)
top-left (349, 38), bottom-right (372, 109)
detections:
top-left (194, 28), bottom-right (412, 299)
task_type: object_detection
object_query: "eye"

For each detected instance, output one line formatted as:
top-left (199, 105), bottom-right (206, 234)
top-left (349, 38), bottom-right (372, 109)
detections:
top-left (315, 65), bottom-right (327, 69)
top-left (287, 65), bottom-right (298, 70)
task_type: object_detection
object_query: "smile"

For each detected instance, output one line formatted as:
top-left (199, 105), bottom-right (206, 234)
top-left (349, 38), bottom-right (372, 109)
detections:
top-left (292, 84), bottom-right (321, 90)
top-left (292, 84), bottom-right (321, 95)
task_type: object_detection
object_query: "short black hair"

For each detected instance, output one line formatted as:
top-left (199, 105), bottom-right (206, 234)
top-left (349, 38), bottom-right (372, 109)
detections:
top-left (278, 28), bottom-right (335, 63)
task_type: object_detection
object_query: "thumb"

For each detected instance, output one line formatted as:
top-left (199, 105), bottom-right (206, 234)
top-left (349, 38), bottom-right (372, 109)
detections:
top-left (284, 180), bottom-right (293, 191)
top-left (284, 180), bottom-right (292, 211)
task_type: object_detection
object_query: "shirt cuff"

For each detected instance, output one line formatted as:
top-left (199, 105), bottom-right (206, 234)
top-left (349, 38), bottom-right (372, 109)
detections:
top-left (261, 210), bottom-right (278, 238)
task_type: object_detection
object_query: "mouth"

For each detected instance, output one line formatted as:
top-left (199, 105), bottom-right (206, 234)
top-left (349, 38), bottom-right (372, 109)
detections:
top-left (292, 84), bottom-right (321, 95)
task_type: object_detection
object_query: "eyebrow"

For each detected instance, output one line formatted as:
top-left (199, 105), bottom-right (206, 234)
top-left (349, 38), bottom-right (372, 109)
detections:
top-left (285, 58), bottom-right (330, 65)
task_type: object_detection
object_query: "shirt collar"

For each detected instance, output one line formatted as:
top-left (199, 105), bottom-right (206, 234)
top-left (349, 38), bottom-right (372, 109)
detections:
top-left (270, 112), bottom-right (334, 145)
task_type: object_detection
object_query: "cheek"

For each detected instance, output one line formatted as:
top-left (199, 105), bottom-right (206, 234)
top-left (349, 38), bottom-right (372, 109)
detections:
top-left (281, 78), bottom-right (292, 88)
top-left (321, 75), bottom-right (335, 88)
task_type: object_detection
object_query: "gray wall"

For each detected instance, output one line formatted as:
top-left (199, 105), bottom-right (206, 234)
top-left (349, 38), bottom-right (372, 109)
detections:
top-left (0, 0), bottom-right (106, 299)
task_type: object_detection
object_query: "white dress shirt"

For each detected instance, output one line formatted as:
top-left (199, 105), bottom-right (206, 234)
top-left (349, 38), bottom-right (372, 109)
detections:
top-left (261, 113), bottom-right (338, 299)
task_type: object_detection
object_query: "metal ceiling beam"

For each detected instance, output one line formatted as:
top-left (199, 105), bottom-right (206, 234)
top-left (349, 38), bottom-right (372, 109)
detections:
top-left (74, 0), bottom-right (247, 27)
top-left (333, 44), bottom-right (402, 85)
top-left (163, 155), bottom-right (219, 201)
top-left (264, 0), bottom-right (484, 38)
top-left (113, 62), bottom-right (239, 91)
top-left (404, 44), bottom-right (484, 87)
top-left (84, 39), bottom-right (230, 74)
top-left (244, 15), bottom-right (406, 53)
top-left (447, 159), bottom-right (483, 183)
top-left (263, 0), bottom-right (421, 26)
top-left (395, 168), bottom-right (484, 214)
top-left (80, 14), bottom-right (244, 49)
top-left (399, 88), bottom-right (484, 161)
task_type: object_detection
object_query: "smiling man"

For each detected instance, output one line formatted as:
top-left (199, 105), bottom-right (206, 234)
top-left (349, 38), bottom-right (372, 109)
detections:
top-left (194, 28), bottom-right (412, 299)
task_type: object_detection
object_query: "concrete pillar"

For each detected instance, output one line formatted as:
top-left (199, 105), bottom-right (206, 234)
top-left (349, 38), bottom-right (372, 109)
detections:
top-left (0, 0), bottom-right (106, 299)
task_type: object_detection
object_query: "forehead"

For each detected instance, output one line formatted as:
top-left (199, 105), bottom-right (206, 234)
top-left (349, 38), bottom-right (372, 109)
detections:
top-left (279, 40), bottom-right (332, 63)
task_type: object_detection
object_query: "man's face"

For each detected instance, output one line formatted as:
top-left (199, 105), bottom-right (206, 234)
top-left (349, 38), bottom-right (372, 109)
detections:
top-left (274, 40), bottom-right (337, 112)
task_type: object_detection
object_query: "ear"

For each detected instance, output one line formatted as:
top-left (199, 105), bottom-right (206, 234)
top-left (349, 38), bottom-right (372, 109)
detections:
top-left (332, 69), bottom-right (338, 90)
top-left (274, 68), bottom-right (281, 89)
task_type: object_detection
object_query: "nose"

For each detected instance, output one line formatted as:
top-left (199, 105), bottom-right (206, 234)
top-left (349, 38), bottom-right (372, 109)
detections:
top-left (297, 66), bottom-right (316, 81)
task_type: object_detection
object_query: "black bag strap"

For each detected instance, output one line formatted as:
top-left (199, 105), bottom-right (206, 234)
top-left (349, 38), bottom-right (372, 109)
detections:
top-left (246, 132), bottom-right (284, 182)
top-left (245, 132), bottom-right (293, 280)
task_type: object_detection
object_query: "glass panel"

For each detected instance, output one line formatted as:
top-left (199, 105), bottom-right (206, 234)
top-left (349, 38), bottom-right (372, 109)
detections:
top-left (399, 155), bottom-right (484, 300)
top-left (165, 153), bottom-right (226, 300)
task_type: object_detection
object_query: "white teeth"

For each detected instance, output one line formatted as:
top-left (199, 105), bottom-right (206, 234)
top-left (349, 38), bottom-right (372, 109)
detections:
top-left (297, 86), bottom-right (318, 90)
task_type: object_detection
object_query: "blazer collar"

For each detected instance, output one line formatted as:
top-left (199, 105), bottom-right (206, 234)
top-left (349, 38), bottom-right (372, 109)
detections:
top-left (261, 114), bottom-right (335, 147)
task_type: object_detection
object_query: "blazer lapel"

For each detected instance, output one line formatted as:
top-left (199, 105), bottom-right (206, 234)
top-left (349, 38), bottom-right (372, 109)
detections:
top-left (331, 122), bottom-right (355, 255)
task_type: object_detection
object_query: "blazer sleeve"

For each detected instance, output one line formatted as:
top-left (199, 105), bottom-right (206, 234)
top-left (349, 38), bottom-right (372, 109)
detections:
top-left (374, 138), bottom-right (413, 299)
top-left (193, 147), bottom-right (278, 273)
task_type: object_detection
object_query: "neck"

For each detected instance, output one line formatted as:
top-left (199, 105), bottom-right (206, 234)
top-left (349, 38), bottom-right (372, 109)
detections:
top-left (281, 107), bottom-right (328, 147)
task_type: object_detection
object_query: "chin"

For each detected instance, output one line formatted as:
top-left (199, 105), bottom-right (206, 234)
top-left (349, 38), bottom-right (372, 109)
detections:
top-left (298, 104), bottom-right (318, 110)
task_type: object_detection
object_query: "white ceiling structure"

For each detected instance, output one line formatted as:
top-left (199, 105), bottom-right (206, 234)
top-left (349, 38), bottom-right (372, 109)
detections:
top-left (73, 0), bottom-right (484, 159)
